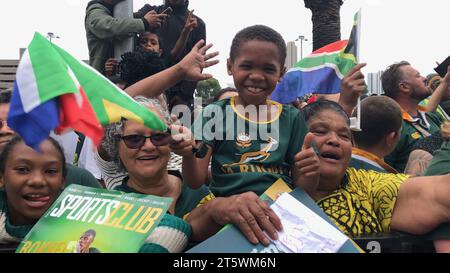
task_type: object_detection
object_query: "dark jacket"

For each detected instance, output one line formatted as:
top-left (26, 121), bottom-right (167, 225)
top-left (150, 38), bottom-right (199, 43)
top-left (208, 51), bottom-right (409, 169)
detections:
top-left (85, 0), bottom-right (147, 73)
top-left (135, 0), bottom-right (206, 107)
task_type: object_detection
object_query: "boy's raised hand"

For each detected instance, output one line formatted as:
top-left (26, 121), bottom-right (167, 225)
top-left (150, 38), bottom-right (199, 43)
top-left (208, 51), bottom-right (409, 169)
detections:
top-left (169, 124), bottom-right (196, 157)
top-left (178, 40), bottom-right (219, 82)
top-left (293, 132), bottom-right (320, 196)
top-left (339, 63), bottom-right (367, 115)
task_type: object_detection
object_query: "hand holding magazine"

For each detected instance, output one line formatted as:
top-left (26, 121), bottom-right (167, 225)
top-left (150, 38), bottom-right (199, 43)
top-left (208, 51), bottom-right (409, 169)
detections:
top-left (16, 185), bottom-right (172, 253)
top-left (188, 179), bottom-right (362, 253)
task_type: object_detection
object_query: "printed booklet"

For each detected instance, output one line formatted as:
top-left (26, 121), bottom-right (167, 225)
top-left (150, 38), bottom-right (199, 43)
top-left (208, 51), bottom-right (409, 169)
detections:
top-left (16, 184), bottom-right (172, 253)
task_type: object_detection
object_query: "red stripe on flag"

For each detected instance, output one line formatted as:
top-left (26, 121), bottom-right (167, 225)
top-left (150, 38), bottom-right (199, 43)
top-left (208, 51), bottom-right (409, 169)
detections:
top-left (313, 40), bottom-right (349, 54)
top-left (56, 88), bottom-right (103, 147)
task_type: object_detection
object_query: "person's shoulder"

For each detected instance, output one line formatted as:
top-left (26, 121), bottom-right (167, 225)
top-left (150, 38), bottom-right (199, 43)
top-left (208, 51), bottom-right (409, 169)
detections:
top-left (86, 1), bottom-right (108, 12)
top-left (65, 164), bottom-right (102, 189)
top-left (194, 14), bottom-right (206, 25)
top-left (349, 157), bottom-right (386, 173)
top-left (281, 103), bottom-right (301, 116)
top-left (426, 111), bottom-right (443, 125)
top-left (203, 98), bottom-right (229, 111)
top-left (274, 102), bottom-right (306, 126)
top-left (347, 167), bottom-right (408, 185)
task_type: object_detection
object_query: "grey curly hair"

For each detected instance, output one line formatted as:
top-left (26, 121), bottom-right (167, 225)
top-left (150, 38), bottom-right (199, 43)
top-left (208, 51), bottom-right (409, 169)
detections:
top-left (101, 96), bottom-right (173, 173)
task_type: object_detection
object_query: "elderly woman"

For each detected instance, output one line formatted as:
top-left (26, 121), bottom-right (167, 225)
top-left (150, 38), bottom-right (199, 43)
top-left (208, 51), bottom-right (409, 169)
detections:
top-left (101, 96), bottom-right (213, 217)
top-left (295, 100), bottom-right (450, 239)
top-left (98, 96), bottom-right (283, 248)
top-left (98, 96), bottom-right (213, 252)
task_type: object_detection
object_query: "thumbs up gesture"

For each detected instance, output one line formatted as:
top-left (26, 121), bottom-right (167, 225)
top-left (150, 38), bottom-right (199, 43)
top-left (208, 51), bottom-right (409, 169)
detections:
top-left (293, 132), bottom-right (320, 197)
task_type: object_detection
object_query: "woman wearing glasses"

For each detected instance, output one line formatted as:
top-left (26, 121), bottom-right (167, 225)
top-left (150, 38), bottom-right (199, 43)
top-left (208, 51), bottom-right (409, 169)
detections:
top-left (100, 96), bottom-right (213, 219)
top-left (98, 96), bottom-right (213, 252)
top-left (98, 96), bottom-right (283, 249)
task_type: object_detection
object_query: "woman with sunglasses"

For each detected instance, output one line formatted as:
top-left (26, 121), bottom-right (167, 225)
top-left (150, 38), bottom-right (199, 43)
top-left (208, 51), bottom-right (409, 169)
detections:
top-left (99, 96), bottom-right (214, 252)
top-left (99, 96), bottom-right (283, 248)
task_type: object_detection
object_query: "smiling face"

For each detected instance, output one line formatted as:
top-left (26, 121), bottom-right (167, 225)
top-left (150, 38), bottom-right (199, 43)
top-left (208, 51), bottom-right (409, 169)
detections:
top-left (118, 109), bottom-right (170, 184)
top-left (1, 140), bottom-right (64, 226)
top-left (227, 40), bottom-right (286, 106)
top-left (307, 109), bottom-right (353, 184)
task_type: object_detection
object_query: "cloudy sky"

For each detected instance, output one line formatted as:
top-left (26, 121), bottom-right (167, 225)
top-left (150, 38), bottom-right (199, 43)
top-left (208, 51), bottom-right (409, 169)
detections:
top-left (0, 0), bottom-right (449, 87)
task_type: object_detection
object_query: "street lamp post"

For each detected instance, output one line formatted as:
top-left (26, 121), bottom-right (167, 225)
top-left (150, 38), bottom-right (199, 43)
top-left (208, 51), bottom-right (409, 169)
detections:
top-left (295, 35), bottom-right (308, 60)
top-left (46, 32), bottom-right (60, 43)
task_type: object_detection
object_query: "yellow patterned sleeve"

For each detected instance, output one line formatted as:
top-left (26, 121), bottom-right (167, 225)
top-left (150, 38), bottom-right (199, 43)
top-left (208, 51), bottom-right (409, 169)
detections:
top-left (366, 171), bottom-right (409, 232)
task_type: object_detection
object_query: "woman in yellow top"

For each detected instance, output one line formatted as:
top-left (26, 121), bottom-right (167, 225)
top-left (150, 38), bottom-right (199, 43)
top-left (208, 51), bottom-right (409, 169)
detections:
top-left (295, 99), bottom-right (450, 238)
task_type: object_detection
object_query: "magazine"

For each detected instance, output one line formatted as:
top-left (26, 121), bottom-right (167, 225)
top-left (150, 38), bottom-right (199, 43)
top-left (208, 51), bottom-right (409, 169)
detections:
top-left (16, 184), bottom-right (172, 253)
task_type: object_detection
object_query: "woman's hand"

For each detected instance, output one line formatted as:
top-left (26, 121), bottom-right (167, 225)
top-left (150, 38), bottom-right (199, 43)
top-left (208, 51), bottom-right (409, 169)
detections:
top-left (339, 63), bottom-right (367, 116)
top-left (169, 124), bottom-right (196, 157)
top-left (210, 192), bottom-right (283, 246)
top-left (293, 133), bottom-right (320, 197)
top-left (177, 40), bottom-right (219, 82)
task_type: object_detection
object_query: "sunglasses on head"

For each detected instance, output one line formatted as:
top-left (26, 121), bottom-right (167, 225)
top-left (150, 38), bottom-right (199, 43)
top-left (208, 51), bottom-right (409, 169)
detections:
top-left (120, 133), bottom-right (171, 149)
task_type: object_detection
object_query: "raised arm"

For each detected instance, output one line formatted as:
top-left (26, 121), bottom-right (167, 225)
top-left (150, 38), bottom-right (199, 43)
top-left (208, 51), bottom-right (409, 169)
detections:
top-left (124, 40), bottom-right (219, 98)
top-left (338, 63), bottom-right (367, 116)
top-left (168, 124), bottom-right (212, 189)
top-left (424, 66), bottom-right (450, 113)
top-left (391, 173), bottom-right (450, 234)
top-left (171, 10), bottom-right (197, 60)
top-left (86, 7), bottom-right (145, 40)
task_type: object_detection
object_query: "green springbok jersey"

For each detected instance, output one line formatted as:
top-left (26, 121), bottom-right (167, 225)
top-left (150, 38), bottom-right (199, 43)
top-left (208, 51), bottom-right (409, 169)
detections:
top-left (193, 97), bottom-right (307, 197)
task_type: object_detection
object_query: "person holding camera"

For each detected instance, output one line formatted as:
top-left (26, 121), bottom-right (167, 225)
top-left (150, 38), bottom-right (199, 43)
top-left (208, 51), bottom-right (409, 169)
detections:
top-left (85, 0), bottom-right (168, 74)
top-left (135, 0), bottom-right (206, 110)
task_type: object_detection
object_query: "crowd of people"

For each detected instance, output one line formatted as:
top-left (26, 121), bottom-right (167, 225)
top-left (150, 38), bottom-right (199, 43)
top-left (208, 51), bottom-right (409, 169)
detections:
top-left (0, 0), bottom-right (449, 253)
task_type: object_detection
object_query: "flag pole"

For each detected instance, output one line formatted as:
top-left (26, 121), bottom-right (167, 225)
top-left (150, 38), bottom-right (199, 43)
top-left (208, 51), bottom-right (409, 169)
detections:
top-left (114, 0), bottom-right (134, 60)
top-left (350, 9), bottom-right (362, 131)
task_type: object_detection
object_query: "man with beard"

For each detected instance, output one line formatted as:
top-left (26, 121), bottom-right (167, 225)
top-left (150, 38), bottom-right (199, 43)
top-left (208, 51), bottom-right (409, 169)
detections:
top-left (134, 0), bottom-right (206, 110)
top-left (381, 61), bottom-right (447, 172)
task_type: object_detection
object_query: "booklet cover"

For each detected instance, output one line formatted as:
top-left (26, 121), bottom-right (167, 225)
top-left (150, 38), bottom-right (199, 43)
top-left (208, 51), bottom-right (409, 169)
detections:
top-left (188, 179), bottom-right (363, 253)
top-left (16, 184), bottom-right (172, 253)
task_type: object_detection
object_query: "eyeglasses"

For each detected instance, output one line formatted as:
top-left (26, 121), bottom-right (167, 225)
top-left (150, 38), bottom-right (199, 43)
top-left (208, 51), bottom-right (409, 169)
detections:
top-left (120, 133), bottom-right (171, 149)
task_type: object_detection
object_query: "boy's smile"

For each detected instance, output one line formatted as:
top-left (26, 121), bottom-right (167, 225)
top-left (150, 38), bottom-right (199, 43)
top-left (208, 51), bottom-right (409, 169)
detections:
top-left (227, 40), bottom-right (286, 107)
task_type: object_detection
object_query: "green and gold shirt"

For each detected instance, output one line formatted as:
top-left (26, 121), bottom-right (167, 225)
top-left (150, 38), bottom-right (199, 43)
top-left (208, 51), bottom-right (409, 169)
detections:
top-left (385, 107), bottom-right (442, 172)
top-left (194, 97), bottom-right (308, 197)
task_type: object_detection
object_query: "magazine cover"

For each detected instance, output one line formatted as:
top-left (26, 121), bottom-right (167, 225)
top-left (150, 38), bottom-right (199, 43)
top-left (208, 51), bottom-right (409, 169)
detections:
top-left (16, 184), bottom-right (172, 253)
top-left (188, 179), bottom-right (363, 253)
